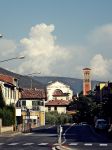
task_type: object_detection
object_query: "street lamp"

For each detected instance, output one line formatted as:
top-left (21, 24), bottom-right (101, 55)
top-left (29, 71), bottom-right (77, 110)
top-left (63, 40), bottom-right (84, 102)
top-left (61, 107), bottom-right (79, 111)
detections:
top-left (25, 72), bottom-right (41, 89)
top-left (0, 34), bottom-right (3, 38)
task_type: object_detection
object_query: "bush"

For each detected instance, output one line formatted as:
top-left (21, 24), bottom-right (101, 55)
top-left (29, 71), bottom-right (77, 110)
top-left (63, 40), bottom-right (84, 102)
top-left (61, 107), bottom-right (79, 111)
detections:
top-left (45, 111), bottom-right (73, 125)
top-left (0, 106), bottom-right (15, 126)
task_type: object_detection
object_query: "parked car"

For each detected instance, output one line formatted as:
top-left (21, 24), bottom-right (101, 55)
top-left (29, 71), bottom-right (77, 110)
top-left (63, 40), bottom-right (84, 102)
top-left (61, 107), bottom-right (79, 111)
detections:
top-left (95, 119), bottom-right (108, 130)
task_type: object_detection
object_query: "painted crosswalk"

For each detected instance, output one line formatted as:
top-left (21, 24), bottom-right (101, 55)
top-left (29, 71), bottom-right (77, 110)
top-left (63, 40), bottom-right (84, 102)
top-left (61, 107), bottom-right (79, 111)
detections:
top-left (23, 143), bottom-right (34, 146)
top-left (0, 143), bottom-right (4, 145)
top-left (0, 142), bottom-right (111, 147)
top-left (38, 143), bottom-right (49, 145)
top-left (8, 143), bottom-right (19, 145)
top-left (68, 142), bottom-right (109, 147)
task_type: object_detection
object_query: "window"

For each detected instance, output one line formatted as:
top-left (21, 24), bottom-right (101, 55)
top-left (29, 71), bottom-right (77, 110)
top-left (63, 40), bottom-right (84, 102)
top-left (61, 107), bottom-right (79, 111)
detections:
top-left (54, 106), bottom-right (57, 111)
top-left (22, 100), bottom-right (26, 106)
top-left (48, 107), bottom-right (51, 111)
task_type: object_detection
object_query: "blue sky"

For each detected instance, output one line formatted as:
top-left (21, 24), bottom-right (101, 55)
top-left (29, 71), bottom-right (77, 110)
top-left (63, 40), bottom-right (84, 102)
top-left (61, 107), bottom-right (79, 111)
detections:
top-left (0, 0), bottom-right (112, 81)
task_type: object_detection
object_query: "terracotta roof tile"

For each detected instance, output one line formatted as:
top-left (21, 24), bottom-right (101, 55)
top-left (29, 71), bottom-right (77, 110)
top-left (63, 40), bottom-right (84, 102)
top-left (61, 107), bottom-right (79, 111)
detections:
top-left (21, 88), bottom-right (46, 99)
top-left (0, 74), bottom-right (14, 85)
top-left (45, 100), bottom-right (70, 106)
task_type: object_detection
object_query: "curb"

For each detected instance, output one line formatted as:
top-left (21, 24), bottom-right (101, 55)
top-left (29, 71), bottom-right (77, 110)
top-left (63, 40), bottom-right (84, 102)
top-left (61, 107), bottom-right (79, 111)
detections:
top-left (0, 132), bottom-right (22, 137)
top-left (52, 145), bottom-right (72, 150)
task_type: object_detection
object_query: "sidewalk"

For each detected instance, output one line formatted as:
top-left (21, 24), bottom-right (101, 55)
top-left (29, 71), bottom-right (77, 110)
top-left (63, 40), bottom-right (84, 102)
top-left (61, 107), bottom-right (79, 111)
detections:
top-left (0, 131), bottom-right (22, 137)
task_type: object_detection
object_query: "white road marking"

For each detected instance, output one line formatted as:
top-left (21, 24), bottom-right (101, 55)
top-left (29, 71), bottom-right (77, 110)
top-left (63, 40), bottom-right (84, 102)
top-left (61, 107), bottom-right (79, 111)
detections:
top-left (69, 143), bottom-right (78, 146)
top-left (52, 147), bottom-right (56, 150)
top-left (99, 143), bottom-right (108, 146)
top-left (84, 143), bottom-right (93, 146)
top-left (8, 143), bottom-right (19, 145)
top-left (23, 133), bottom-right (32, 136)
top-left (23, 143), bottom-right (34, 145)
top-left (0, 143), bottom-right (4, 145)
top-left (38, 143), bottom-right (48, 145)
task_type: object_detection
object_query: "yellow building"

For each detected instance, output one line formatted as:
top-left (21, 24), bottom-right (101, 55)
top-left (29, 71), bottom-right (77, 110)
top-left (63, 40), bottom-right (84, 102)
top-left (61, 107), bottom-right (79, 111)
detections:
top-left (18, 88), bottom-right (46, 128)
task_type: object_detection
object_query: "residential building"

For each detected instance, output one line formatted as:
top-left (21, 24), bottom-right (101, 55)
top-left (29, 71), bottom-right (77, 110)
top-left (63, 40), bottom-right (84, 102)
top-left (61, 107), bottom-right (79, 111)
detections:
top-left (46, 81), bottom-right (73, 113)
top-left (94, 82), bottom-right (112, 102)
top-left (0, 74), bottom-right (20, 105)
top-left (18, 88), bottom-right (46, 128)
top-left (45, 99), bottom-right (69, 114)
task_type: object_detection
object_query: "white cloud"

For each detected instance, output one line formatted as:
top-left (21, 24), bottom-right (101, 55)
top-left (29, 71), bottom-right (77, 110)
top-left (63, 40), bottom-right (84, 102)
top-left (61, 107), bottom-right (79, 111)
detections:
top-left (18, 23), bottom-right (112, 81)
top-left (90, 54), bottom-right (112, 80)
top-left (1, 23), bottom-right (112, 81)
top-left (19, 23), bottom-right (70, 75)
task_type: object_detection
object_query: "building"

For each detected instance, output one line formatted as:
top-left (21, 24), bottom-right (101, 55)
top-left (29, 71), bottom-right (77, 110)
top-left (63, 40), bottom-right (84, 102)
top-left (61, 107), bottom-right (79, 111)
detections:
top-left (94, 82), bottom-right (112, 102)
top-left (18, 88), bottom-right (46, 128)
top-left (45, 99), bottom-right (69, 114)
top-left (46, 81), bottom-right (73, 113)
top-left (83, 68), bottom-right (91, 96)
top-left (0, 74), bottom-right (20, 105)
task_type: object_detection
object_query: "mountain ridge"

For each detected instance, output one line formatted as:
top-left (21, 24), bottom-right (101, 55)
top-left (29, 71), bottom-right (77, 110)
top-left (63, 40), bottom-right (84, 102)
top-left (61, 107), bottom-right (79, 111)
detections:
top-left (0, 67), bottom-right (99, 93)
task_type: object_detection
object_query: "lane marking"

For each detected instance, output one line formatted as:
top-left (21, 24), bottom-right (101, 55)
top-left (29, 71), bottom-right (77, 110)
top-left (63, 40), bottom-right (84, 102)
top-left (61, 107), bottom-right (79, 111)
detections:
top-left (69, 143), bottom-right (78, 146)
top-left (0, 143), bottom-right (4, 145)
top-left (23, 143), bottom-right (34, 145)
top-left (8, 143), bottom-right (19, 145)
top-left (38, 143), bottom-right (48, 145)
top-left (99, 143), bottom-right (108, 146)
top-left (23, 133), bottom-right (32, 136)
top-left (84, 143), bottom-right (92, 146)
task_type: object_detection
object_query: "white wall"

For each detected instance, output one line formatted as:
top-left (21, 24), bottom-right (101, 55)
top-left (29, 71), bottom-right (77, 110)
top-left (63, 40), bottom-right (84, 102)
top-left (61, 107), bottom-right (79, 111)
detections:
top-left (45, 106), bottom-right (66, 114)
top-left (0, 81), bottom-right (19, 105)
top-left (47, 81), bottom-right (73, 101)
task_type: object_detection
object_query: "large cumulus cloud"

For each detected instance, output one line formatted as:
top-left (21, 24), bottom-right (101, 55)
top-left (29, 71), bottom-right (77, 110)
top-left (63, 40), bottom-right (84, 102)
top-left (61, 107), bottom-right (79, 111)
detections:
top-left (1, 23), bottom-right (112, 81)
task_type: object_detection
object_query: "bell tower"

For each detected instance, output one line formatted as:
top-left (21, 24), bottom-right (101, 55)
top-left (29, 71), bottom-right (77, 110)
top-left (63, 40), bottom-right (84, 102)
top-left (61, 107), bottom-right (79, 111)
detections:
top-left (83, 68), bottom-right (91, 96)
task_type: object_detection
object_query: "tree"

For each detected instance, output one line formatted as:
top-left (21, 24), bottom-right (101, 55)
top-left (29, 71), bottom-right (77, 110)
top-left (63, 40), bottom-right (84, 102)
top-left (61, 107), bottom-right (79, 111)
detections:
top-left (0, 85), bottom-right (5, 109)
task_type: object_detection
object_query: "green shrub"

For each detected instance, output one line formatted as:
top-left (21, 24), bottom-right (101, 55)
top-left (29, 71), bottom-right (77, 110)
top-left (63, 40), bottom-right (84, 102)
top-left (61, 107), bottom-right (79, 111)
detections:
top-left (45, 111), bottom-right (73, 125)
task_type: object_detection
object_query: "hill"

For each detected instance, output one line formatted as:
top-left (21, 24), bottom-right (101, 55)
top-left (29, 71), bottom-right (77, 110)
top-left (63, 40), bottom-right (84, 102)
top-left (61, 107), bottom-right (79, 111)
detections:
top-left (33, 76), bottom-right (99, 93)
top-left (0, 67), bottom-right (45, 89)
top-left (0, 67), bottom-right (99, 93)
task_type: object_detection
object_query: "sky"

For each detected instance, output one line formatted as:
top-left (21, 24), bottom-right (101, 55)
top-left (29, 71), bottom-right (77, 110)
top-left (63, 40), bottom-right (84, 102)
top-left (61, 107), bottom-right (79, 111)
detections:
top-left (0, 0), bottom-right (112, 81)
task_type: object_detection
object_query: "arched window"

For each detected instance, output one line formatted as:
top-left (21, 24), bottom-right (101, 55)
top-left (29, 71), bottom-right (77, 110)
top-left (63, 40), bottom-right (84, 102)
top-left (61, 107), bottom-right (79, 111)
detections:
top-left (53, 89), bottom-right (63, 96)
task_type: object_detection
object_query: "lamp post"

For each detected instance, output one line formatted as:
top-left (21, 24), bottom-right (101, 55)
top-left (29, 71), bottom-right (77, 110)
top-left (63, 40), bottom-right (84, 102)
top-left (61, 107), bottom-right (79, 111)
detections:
top-left (25, 72), bottom-right (41, 89)
top-left (0, 34), bottom-right (3, 38)
top-left (0, 56), bottom-right (25, 63)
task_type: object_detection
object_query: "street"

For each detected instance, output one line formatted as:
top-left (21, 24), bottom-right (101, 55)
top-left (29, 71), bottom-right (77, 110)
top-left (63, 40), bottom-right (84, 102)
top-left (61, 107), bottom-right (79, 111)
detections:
top-left (0, 124), bottom-right (112, 150)
top-left (0, 128), bottom-right (58, 150)
top-left (63, 123), bottom-right (112, 150)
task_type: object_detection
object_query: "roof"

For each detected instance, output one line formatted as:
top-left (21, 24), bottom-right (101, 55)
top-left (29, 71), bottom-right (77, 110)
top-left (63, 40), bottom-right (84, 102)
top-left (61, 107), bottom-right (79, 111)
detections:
top-left (47, 81), bottom-right (70, 88)
top-left (83, 68), bottom-right (91, 70)
top-left (21, 88), bottom-right (46, 99)
top-left (45, 100), bottom-right (70, 106)
top-left (0, 74), bottom-right (14, 85)
top-left (52, 89), bottom-right (69, 97)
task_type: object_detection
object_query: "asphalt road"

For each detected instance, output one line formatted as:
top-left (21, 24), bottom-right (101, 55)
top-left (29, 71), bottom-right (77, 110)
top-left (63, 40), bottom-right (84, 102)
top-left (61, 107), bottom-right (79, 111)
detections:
top-left (0, 129), bottom-right (58, 150)
top-left (0, 124), bottom-right (112, 150)
top-left (63, 123), bottom-right (112, 150)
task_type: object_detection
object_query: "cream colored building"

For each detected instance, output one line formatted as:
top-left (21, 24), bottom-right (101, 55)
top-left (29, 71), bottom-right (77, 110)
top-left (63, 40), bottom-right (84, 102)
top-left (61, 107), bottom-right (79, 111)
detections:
top-left (45, 81), bottom-right (73, 114)
top-left (47, 81), bottom-right (73, 101)
top-left (0, 74), bottom-right (20, 105)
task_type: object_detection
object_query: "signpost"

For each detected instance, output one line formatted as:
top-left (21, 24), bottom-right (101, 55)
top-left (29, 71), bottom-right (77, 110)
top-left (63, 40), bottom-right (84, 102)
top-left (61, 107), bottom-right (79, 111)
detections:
top-left (58, 125), bottom-right (63, 146)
